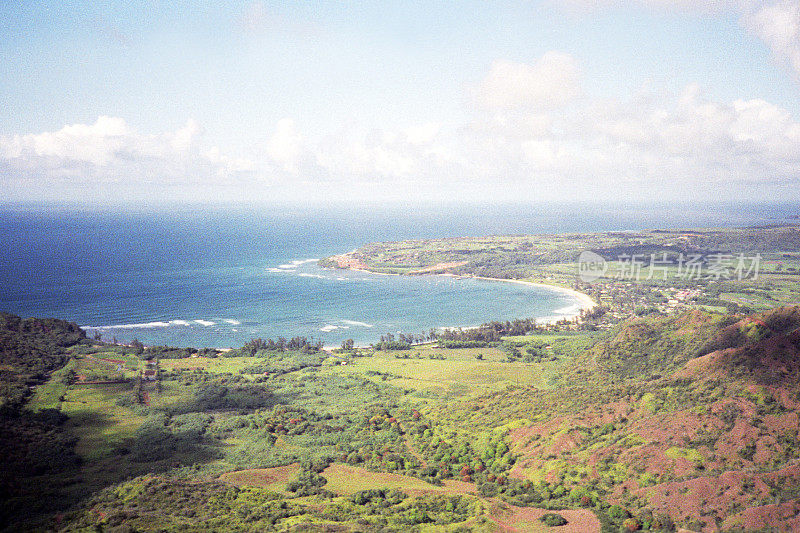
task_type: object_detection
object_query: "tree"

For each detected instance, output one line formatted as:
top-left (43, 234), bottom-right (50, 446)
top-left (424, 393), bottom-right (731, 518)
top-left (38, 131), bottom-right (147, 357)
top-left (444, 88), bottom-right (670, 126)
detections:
top-left (540, 513), bottom-right (567, 526)
top-left (130, 338), bottom-right (144, 355)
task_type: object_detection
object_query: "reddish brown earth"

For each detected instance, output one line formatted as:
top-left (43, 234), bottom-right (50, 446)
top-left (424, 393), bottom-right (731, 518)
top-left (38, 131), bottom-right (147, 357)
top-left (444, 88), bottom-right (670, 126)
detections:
top-left (330, 253), bottom-right (368, 270)
top-left (489, 502), bottom-right (600, 532)
top-left (503, 308), bottom-right (800, 531)
top-left (218, 463), bottom-right (301, 491)
top-left (407, 261), bottom-right (468, 274)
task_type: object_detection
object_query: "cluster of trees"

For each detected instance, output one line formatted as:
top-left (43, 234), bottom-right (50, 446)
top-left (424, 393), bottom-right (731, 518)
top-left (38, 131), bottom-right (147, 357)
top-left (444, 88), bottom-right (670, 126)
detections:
top-left (342, 491), bottom-right (480, 527)
top-left (433, 318), bottom-right (541, 346)
top-left (373, 332), bottom-right (419, 350)
top-left (477, 474), bottom-right (676, 531)
top-left (286, 470), bottom-right (332, 497)
top-left (61, 476), bottom-right (306, 531)
top-left (142, 345), bottom-right (197, 359)
top-left (401, 411), bottom-right (516, 487)
top-left (209, 406), bottom-right (314, 440)
top-left (438, 339), bottom-right (488, 349)
top-left (188, 380), bottom-right (274, 412)
top-left (239, 336), bottom-right (324, 356)
top-left (126, 411), bottom-right (216, 464)
top-left (500, 340), bottom-right (557, 363)
top-left (370, 320), bottom-right (573, 349)
top-left (140, 344), bottom-right (221, 360)
top-left (374, 340), bottom-right (411, 351)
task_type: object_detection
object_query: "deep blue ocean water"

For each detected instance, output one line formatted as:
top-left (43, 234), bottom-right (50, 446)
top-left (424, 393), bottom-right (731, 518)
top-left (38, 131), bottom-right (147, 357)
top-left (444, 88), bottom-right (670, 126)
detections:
top-left (0, 201), bottom-right (797, 348)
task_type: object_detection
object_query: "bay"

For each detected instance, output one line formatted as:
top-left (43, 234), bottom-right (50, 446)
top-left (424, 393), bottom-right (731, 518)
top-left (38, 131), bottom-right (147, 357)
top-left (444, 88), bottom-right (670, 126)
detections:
top-left (0, 201), bottom-right (796, 348)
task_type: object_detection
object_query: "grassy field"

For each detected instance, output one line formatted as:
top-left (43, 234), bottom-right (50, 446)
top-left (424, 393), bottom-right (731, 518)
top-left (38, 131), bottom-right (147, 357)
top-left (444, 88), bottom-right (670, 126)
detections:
top-left (26, 358), bottom-right (77, 410)
top-left (159, 355), bottom-right (260, 373)
top-left (218, 463), bottom-right (301, 493)
top-left (323, 345), bottom-right (570, 399)
top-left (60, 382), bottom-right (146, 461)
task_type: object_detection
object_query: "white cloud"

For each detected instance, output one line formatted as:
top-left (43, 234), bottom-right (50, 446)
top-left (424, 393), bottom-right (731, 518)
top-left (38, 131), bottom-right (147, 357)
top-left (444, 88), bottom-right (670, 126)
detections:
top-left (474, 52), bottom-right (581, 111)
top-left (0, 116), bottom-right (253, 187)
top-left (314, 126), bottom-right (419, 179)
top-left (295, 74), bottom-right (800, 200)
top-left (170, 119), bottom-right (203, 153)
top-left (404, 122), bottom-right (440, 144)
top-left (743, 0), bottom-right (800, 78)
top-left (266, 118), bottom-right (304, 172)
top-left (3, 57), bottom-right (800, 204)
top-left (0, 116), bottom-right (130, 166)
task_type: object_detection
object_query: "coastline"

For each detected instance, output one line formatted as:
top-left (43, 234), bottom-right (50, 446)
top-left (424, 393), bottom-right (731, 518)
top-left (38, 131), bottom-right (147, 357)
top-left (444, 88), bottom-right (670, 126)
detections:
top-left (325, 253), bottom-right (596, 326)
top-left (461, 275), bottom-right (596, 324)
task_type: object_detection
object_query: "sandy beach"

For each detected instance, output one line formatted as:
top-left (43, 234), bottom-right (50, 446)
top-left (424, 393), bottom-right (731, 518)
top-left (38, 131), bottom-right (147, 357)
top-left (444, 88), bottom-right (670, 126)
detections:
top-left (447, 274), bottom-right (596, 324)
top-left (327, 252), bottom-right (596, 326)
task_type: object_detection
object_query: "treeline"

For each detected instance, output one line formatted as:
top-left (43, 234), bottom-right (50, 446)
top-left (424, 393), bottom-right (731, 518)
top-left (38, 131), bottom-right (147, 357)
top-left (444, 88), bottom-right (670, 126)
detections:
top-left (434, 318), bottom-right (540, 346)
top-left (141, 345), bottom-right (221, 360)
top-left (122, 336), bottom-right (326, 360)
top-left (238, 336), bottom-right (324, 356)
top-left (373, 332), bottom-right (423, 351)
top-left (370, 319), bottom-right (543, 350)
top-left (239, 352), bottom-right (328, 376)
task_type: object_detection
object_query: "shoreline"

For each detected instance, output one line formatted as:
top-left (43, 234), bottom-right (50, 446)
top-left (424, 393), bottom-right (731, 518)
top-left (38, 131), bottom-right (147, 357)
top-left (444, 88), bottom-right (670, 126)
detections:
top-left (325, 253), bottom-right (596, 326)
top-left (453, 274), bottom-right (596, 324)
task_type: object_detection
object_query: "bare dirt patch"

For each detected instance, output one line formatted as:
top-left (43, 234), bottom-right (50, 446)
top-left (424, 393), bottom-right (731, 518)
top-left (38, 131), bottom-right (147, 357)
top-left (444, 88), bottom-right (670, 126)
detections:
top-left (407, 261), bottom-right (468, 274)
top-left (219, 463), bottom-right (301, 493)
top-left (330, 253), bottom-right (368, 270)
top-left (489, 502), bottom-right (600, 533)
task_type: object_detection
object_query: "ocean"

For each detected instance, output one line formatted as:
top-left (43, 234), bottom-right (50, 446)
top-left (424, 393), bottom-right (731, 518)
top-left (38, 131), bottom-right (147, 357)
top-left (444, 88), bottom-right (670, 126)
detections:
top-left (0, 201), bottom-right (796, 348)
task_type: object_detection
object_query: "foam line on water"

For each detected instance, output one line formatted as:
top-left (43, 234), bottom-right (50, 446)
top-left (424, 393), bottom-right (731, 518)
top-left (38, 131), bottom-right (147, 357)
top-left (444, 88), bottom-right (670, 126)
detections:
top-left (340, 320), bottom-right (374, 328)
top-left (277, 258), bottom-right (319, 269)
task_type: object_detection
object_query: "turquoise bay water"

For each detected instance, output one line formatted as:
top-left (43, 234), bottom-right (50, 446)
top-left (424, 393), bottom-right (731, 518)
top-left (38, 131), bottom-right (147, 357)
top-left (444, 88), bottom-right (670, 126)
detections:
top-left (0, 202), bottom-right (796, 348)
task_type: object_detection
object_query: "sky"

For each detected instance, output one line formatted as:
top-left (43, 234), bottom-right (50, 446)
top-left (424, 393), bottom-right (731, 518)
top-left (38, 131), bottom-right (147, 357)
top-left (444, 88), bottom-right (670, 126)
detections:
top-left (2, 0), bottom-right (800, 206)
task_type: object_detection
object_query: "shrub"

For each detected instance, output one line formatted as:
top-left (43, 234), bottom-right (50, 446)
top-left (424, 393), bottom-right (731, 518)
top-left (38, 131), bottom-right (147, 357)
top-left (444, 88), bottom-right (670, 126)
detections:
top-left (540, 512), bottom-right (568, 526)
top-left (622, 517), bottom-right (641, 531)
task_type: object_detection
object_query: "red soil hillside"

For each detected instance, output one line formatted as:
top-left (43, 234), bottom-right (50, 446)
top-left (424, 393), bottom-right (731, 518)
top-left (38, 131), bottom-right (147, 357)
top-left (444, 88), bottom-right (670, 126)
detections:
top-left (494, 306), bottom-right (800, 532)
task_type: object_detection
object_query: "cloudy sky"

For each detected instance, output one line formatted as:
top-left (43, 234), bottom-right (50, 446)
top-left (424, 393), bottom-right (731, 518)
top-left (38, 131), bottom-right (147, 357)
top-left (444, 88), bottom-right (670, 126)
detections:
top-left (2, 1), bottom-right (800, 205)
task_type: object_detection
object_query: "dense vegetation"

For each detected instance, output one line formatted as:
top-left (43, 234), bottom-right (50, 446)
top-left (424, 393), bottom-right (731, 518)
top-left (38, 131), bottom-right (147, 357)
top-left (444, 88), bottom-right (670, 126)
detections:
top-left (2, 304), bottom-right (798, 531)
